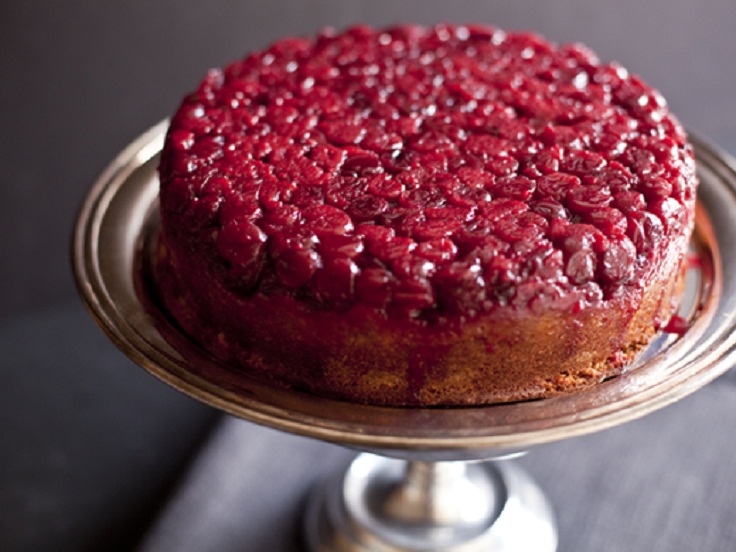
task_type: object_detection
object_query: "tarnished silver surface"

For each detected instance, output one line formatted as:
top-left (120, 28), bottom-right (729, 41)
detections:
top-left (304, 453), bottom-right (557, 551)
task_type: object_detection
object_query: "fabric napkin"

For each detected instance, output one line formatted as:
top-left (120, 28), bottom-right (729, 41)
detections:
top-left (138, 377), bottom-right (736, 552)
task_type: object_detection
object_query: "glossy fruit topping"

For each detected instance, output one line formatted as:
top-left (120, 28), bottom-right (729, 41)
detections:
top-left (159, 23), bottom-right (697, 321)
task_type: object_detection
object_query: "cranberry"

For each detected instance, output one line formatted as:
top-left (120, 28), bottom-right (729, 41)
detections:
top-left (169, 129), bottom-right (195, 151)
top-left (583, 207), bottom-right (627, 237)
top-left (220, 194), bottom-right (262, 226)
top-left (566, 184), bottom-right (612, 214)
top-left (648, 197), bottom-right (685, 233)
top-left (317, 233), bottom-right (365, 258)
top-left (638, 175), bottom-right (673, 200)
top-left (274, 246), bottom-right (321, 288)
top-left (262, 204), bottom-right (301, 228)
top-left (531, 198), bottom-right (568, 220)
top-left (566, 250), bottom-right (597, 284)
top-left (536, 173), bottom-right (580, 201)
top-left (456, 167), bottom-right (495, 190)
top-left (310, 143), bottom-right (347, 173)
top-left (258, 180), bottom-right (294, 208)
top-left (493, 212), bottom-right (547, 243)
top-left (368, 234), bottom-right (416, 261)
top-left (620, 147), bottom-right (656, 176)
top-left (366, 174), bottom-right (405, 199)
top-left (324, 178), bottom-right (366, 209)
top-left (341, 151), bottom-right (381, 174)
top-left (600, 238), bottom-right (636, 284)
top-left (612, 191), bottom-right (646, 214)
top-left (416, 238), bottom-right (458, 262)
top-left (491, 176), bottom-right (536, 201)
top-left (189, 195), bottom-right (222, 229)
top-left (486, 156), bottom-right (520, 177)
top-left (348, 195), bottom-right (389, 221)
top-left (290, 185), bottom-right (325, 208)
top-left (357, 223), bottom-right (394, 244)
top-left (393, 278), bottom-right (435, 312)
top-left (553, 222), bottom-right (606, 255)
top-left (313, 257), bottom-right (359, 304)
top-left (627, 211), bottom-right (664, 256)
top-left (301, 204), bottom-right (355, 235)
top-left (434, 262), bottom-right (486, 314)
top-left (361, 128), bottom-right (404, 152)
top-left (412, 219), bottom-right (463, 241)
top-left (356, 267), bottom-right (394, 307)
top-left (526, 245), bottom-right (564, 281)
top-left (216, 221), bottom-right (267, 268)
top-left (477, 198), bottom-right (528, 222)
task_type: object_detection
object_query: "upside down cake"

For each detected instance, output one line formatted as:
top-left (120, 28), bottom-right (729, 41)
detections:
top-left (155, 24), bottom-right (698, 406)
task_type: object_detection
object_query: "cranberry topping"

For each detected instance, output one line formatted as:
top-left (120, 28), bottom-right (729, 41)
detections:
top-left (160, 23), bottom-right (697, 321)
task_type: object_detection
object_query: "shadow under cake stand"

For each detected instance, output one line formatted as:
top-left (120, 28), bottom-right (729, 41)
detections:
top-left (73, 121), bottom-right (736, 551)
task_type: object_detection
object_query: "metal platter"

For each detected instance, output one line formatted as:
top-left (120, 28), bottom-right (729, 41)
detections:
top-left (72, 120), bottom-right (736, 460)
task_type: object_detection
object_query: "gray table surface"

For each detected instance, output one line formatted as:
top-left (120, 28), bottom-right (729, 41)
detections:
top-left (3, 2), bottom-right (736, 550)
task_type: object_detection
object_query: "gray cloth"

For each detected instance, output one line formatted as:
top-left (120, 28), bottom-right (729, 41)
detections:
top-left (138, 379), bottom-right (736, 552)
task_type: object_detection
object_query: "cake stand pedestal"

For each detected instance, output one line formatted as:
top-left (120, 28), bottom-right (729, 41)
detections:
top-left (305, 453), bottom-right (556, 551)
top-left (73, 121), bottom-right (736, 552)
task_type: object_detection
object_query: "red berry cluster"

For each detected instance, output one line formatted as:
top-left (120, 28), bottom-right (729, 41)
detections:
top-left (159, 23), bottom-right (697, 321)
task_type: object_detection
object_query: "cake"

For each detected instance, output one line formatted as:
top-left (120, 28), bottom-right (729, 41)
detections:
top-left (156, 24), bottom-right (698, 406)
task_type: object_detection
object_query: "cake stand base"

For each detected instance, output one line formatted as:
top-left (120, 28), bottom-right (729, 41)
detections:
top-left (304, 453), bottom-right (557, 552)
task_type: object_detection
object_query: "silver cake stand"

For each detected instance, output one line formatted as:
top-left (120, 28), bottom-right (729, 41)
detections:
top-left (73, 121), bottom-right (736, 551)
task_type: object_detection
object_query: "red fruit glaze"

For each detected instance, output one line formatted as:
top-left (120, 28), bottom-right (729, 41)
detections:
top-left (159, 23), bottom-right (698, 322)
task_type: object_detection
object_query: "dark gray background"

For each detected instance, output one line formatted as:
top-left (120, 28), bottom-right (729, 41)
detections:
top-left (1, 2), bottom-right (735, 551)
